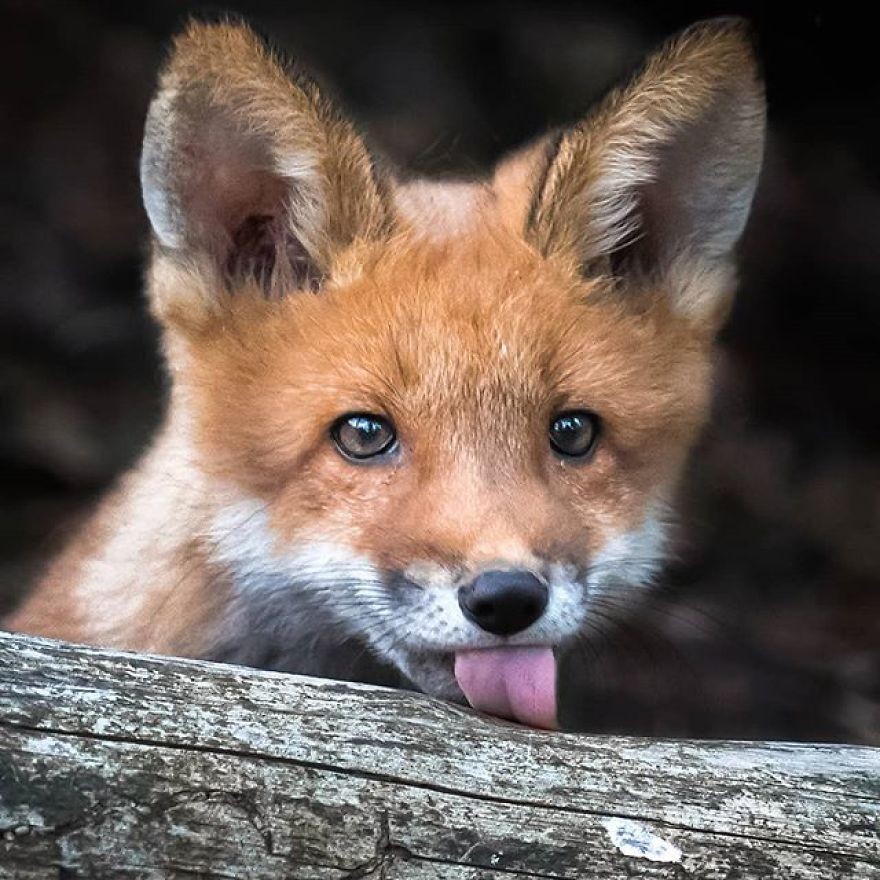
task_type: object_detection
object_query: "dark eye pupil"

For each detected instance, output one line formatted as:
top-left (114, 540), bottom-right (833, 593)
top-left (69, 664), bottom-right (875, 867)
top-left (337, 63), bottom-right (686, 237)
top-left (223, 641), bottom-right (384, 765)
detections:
top-left (333, 414), bottom-right (396, 460)
top-left (550, 411), bottom-right (598, 458)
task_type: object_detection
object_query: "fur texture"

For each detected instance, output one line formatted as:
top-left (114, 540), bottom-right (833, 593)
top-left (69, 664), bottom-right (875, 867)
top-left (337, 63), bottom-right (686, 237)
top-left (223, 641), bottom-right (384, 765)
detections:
top-left (6, 18), bottom-right (765, 703)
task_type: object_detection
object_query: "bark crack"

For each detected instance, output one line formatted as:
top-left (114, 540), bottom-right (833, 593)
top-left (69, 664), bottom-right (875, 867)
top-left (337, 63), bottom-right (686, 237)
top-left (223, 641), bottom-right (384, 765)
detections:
top-left (341, 813), bottom-right (413, 879)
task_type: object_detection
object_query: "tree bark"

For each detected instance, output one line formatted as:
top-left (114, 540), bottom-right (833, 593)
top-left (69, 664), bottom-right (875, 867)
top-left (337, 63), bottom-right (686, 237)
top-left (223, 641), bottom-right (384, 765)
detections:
top-left (1, 632), bottom-right (878, 878)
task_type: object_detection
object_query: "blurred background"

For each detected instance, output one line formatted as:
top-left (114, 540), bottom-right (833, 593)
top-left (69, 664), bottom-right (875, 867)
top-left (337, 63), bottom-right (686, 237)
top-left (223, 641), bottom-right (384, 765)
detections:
top-left (2, 0), bottom-right (878, 743)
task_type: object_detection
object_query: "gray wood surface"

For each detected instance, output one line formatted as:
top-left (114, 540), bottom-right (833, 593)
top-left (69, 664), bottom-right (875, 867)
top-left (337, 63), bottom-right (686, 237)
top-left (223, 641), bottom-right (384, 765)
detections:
top-left (0, 632), bottom-right (878, 878)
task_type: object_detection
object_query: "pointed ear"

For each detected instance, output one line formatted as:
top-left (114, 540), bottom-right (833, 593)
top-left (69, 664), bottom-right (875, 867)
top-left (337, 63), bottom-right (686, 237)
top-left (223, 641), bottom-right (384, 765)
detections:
top-left (527, 19), bottom-right (765, 324)
top-left (141, 21), bottom-right (392, 322)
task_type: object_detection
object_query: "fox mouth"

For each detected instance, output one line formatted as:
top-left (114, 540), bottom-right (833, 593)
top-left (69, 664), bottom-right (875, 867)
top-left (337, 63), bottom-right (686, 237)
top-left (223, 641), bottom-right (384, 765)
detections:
top-left (383, 569), bottom-right (577, 729)
top-left (452, 645), bottom-right (558, 729)
top-left (410, 641), bottom-right (559, 729)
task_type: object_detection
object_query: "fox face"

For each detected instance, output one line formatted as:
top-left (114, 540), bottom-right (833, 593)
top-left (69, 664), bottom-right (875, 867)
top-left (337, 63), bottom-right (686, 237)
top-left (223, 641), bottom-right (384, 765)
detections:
top-left (138, 19), bottom-right (764, 726)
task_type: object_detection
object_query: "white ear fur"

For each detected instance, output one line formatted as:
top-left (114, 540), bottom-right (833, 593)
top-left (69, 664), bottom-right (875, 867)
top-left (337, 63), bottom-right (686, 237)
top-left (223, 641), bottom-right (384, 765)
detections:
top-left (140, 22), bottom-right (389, 303)
top-left (530, 19), bottom-right (765, 318)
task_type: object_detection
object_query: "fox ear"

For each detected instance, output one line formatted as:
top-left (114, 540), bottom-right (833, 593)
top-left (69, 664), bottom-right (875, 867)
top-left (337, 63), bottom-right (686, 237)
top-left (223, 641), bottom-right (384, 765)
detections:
top-left (141, 22), bottom-right (391, 320)
top-left (528, 19), bottom-right (765, 323)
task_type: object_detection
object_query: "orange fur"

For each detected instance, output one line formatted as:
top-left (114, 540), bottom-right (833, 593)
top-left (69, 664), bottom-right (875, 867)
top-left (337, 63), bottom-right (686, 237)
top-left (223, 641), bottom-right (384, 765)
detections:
top-left (6, 19), bottom-right (764, 697)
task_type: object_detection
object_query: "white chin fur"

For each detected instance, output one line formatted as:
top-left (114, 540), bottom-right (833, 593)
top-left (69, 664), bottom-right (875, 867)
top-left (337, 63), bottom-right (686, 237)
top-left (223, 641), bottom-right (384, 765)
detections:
top-left (207, 494), bottom-right (669, 697)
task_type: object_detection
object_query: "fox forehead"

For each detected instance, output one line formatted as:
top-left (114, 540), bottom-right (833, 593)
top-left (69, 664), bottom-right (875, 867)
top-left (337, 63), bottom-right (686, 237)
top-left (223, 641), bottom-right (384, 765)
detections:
top-left (184, 217), bottom-right (707, 444)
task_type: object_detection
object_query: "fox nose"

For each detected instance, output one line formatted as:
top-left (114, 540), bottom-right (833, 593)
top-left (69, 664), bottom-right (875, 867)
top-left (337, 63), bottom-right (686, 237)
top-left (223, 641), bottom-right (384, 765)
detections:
top-left (458, 570), bottom-right (548, 636)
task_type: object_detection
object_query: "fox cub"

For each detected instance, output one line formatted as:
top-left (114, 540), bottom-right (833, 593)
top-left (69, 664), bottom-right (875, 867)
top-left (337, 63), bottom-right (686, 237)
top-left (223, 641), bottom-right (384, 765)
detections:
top-left (7, 19), bottom-right (764, 727)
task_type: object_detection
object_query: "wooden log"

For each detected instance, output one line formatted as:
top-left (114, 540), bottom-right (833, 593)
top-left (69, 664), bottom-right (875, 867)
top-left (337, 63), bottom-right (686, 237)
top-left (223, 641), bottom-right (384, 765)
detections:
top-left (0, 632), bottom-right (878, 878)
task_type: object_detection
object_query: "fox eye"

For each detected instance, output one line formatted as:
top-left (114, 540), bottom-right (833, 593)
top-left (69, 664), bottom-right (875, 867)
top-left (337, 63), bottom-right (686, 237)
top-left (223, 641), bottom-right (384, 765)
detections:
top-left (549, 410), bottom-right (600, 459)
top-left (331, 413), bottom-right (397, 461)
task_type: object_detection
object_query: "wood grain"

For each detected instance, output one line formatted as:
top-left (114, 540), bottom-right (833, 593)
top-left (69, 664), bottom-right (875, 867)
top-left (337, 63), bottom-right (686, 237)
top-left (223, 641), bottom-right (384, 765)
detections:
top-left (1, 632), bottom-right (878, 878)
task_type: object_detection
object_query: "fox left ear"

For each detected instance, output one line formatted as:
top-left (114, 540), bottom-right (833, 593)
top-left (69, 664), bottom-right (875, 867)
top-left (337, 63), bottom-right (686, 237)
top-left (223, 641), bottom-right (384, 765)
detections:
top-left (527, 19), bottom-right (765, 325)
top-left (141, 21), bottom-right (392, 325)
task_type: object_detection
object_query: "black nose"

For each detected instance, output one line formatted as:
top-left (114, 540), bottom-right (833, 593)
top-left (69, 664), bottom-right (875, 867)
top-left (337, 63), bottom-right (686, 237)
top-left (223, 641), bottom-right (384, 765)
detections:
top-left (458, 570), bottom-right (548, 636)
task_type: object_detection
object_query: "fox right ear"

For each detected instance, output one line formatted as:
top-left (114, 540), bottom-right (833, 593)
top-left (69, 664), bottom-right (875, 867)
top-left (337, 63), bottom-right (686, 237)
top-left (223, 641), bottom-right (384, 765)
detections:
top-left (527, 19), bottom-right (765, 327)
top-left (141, 22), bottom-right (391, 324)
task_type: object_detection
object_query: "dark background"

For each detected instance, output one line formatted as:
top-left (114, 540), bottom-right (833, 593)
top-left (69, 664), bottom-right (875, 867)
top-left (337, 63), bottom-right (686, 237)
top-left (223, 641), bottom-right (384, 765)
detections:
top-left (2, 1), bottom-right (878, 743)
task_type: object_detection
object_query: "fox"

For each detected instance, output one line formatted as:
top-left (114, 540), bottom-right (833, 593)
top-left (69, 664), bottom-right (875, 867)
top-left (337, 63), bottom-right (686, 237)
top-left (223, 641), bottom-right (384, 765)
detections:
top-left (5, 17), bottom-right (765, 729)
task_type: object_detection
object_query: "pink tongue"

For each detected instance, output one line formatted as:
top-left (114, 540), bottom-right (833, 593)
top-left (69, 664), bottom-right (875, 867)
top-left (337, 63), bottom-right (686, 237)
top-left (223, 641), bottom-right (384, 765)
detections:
top-left (454, 647), bottom-right (557, 729)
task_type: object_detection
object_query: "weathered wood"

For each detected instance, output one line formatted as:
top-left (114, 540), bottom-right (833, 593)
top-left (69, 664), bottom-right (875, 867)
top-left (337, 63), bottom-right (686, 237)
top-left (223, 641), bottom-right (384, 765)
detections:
top-left (0, 632), bottom-right (877, 878)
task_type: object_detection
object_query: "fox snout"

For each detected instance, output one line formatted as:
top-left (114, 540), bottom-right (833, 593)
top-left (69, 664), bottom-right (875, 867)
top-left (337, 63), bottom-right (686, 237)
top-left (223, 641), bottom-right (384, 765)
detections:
top-left (457, 570), bottom-right (549, 636)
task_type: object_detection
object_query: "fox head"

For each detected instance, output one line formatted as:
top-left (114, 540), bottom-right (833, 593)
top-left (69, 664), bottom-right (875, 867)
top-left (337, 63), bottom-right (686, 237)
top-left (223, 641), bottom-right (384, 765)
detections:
top-left (140, 19), bottom-right (764, 726)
